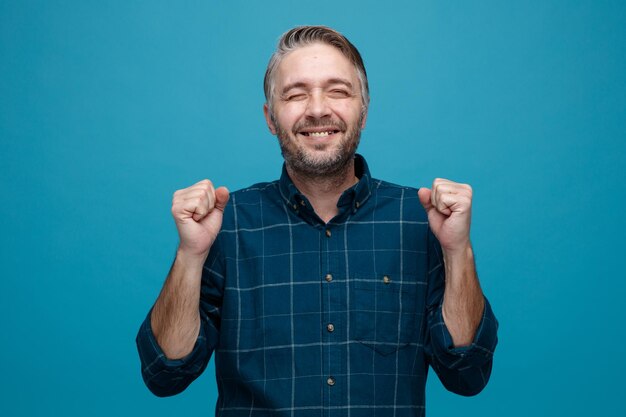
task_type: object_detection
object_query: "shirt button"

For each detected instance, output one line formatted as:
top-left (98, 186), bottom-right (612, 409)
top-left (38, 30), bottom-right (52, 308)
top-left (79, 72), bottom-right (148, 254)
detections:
top-left (355, 201), bottom-right (360, 208)
top-left (325, 229), bottom-right (331, 237)
top-left (383, 275), bottom-right (391, 284)
top-left (325, 274), bottom-right (333, 282)
top-left (327, 377), bottom-right (336, 386)
top-left (300, 200), bottom-right (306, 206)
top-left (327, 323), bottom-right (335, 332)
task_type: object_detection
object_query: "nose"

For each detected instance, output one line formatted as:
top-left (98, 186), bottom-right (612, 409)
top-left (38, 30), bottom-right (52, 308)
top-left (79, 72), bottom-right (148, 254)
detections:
top-left (305, 89), bottom-right (331, 119)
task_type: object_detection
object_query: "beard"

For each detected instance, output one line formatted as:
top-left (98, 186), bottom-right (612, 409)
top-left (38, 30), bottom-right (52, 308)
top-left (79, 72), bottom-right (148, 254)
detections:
top-left (274, 114), bottom-right (364, 179)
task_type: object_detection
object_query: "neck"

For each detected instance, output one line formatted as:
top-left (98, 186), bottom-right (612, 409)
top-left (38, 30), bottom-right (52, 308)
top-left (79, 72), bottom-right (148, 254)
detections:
top-left (286, 159), bottom-right (358, 223)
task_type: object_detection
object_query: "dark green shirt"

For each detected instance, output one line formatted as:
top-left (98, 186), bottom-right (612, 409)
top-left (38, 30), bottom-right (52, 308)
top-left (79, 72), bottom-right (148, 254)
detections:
top-left (137, 154), bottom-right (498, 416)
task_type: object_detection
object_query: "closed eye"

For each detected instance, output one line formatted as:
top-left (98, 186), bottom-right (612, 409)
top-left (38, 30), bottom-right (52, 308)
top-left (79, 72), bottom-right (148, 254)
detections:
top-left (328, 89), bottom-right (351, 98)
top-left (285, 93), bottom-right (307, 101)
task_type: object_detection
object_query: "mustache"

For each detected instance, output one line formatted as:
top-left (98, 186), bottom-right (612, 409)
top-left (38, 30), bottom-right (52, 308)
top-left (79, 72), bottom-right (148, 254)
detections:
top-left (292, 118), bottom-right (347, 134)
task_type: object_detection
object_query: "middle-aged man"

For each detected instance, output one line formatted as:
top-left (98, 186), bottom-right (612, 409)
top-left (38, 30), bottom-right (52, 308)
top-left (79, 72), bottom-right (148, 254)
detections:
top-left (137, 25), bottom-right (498, 416)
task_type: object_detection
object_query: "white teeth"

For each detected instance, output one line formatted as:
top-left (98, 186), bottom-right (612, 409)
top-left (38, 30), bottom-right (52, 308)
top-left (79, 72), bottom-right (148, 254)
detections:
top-left (307, 131), bottom-right (333, 137)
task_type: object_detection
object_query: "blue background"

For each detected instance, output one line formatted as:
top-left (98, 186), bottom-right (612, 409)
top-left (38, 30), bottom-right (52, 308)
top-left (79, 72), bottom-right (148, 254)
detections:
top-left (1, 1), bottom-right (625, 416)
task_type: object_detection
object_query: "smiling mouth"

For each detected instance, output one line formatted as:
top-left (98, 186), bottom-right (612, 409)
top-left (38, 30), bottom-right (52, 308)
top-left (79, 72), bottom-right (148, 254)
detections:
top-left (300, 130), bottom-right (341, 137)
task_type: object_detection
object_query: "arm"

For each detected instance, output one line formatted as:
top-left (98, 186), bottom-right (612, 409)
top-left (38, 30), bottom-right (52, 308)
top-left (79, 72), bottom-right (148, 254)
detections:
top-left (441, 244), bottom-right (484, 347)
top-left (419, 180), bottom-right (498, 396)
top-left (136, 180), bottom-right (230, 396)
top-left (150, 250), bottom-right (206, 359)
top-left (419, 179), bottom-right (484, 345)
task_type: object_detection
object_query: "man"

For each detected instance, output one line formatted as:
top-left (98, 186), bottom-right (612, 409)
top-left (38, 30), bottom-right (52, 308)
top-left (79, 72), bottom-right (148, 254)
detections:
top-left (136, 26), bottom-right (498, 416)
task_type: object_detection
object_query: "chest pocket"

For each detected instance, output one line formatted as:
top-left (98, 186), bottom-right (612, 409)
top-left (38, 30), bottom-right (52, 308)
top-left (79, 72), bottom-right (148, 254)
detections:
top-left (351, 275), bottom-right (423, 355)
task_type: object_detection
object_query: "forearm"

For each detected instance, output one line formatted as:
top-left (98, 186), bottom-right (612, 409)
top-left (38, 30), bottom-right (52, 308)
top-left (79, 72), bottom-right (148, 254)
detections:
top-left (151, 249), bottom-right (207, 359)
top-left (441, 244), bottom-right (485, 347)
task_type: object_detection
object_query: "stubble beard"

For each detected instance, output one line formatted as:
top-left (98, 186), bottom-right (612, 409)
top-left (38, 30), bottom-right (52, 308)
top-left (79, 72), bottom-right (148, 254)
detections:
top-left (274, 114), bottom-right (364, 180)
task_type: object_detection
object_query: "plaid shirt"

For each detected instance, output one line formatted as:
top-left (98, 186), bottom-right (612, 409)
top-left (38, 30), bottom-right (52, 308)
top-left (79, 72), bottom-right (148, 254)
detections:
top-left (136, 154), bottom-right (498, 416)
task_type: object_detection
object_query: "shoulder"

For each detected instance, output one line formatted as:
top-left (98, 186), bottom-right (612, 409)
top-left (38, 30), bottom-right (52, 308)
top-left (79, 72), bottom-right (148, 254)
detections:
top-left (229, 181), bottom-right (281, 204)
top-left (371, 177), bottom-right (420, 195)
top-left (220, 180), bottom-right (284, 230)
top-left (369, 178), bottom-right (427, 223)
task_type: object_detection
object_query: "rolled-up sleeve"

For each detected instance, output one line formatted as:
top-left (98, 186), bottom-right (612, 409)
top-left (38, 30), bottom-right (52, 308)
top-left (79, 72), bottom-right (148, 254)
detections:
top-left (135, 309), bottom-right (213, 397)
top-left (427, 297), bottom-right (498, 396)
top-left (424, 229), bottom-right (499, 396)
top-left (135, 238), bottom-right (225, 397)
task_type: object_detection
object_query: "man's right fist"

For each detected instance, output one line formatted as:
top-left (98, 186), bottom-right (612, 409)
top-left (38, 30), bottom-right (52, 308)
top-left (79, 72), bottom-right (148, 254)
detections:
top-left (171, 179), bottom-right (230, 257)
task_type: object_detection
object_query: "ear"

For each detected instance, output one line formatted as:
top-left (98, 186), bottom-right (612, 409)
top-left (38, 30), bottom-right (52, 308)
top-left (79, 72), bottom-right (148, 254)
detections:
top-left (360, 108), bottom-right (368, 130)
top-left (263, 103), bottom-right (277, 135)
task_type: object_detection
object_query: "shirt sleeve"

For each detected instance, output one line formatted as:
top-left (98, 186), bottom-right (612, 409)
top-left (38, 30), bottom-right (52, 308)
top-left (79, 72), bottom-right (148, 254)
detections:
top-left (135, 237), bottom-right (226, 397)
top-left (424, 228), bottom-right (499, 396)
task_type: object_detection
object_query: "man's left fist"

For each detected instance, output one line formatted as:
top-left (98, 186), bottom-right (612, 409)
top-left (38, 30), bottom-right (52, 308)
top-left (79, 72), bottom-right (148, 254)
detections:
top-left (418, 178), bottom-right (473, 254)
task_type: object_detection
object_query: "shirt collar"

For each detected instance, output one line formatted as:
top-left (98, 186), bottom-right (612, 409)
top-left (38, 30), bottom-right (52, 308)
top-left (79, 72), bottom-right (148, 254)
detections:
top-left (278, 154), bottom-right (373, 216)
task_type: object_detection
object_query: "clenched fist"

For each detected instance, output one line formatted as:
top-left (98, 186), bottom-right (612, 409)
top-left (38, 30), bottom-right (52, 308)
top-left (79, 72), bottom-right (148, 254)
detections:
top-left (171, 179), bottom-right (230, 257)
top-left (418, 178), bottom-right (472, 254)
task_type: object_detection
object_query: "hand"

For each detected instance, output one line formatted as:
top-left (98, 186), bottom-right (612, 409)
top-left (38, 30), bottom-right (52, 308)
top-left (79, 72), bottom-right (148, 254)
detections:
top-left (171, 179), bottom-right (230, 257)
top-left (418, 178), bottom-right (472, 254)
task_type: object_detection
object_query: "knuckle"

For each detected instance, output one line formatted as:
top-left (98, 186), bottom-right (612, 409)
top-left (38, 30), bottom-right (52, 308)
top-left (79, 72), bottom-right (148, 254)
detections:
top-left (171, 205), bottom-right (182, 218)
top-left (191, 197), bottom-right (203, 207)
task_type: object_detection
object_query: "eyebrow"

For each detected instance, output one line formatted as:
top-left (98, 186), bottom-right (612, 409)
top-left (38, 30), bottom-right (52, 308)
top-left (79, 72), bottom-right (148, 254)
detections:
top-left (281, 78), bottom-right (355, 96)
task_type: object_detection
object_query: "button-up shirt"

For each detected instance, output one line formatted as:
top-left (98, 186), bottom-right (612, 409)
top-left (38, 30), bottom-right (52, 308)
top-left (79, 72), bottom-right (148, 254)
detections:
top-left (136, 154), bottom-right (498, 416)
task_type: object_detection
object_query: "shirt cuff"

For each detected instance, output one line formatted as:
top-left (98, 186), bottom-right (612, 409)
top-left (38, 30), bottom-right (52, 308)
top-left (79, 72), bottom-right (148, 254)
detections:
top-left (136, 310), bottom-right (209, 382)
top-left (429, 297), bottom-right (498, 369)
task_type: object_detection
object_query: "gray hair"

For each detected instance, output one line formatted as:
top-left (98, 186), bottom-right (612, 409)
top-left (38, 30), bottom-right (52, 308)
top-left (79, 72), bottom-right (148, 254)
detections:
top-left (264, 26), bottom-right (370, 115)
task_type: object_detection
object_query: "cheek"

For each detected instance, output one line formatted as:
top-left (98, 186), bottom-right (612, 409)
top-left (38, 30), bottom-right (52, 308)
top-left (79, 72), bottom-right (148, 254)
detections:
top-left (332, 100), bottom-right (363, 117)
top-left (337, 107), bottom-right (364, 125)
top-left (275, 105), bottom-right (304, 126)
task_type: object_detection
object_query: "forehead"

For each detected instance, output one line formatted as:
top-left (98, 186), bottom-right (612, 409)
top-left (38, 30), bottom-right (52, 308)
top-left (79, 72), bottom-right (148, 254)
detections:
top-left (275, 43), bottom-right (358, 88)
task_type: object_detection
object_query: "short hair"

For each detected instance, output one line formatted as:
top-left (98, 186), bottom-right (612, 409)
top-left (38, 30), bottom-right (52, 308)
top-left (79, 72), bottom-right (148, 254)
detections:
top-left (264, 26), bottom-right (369, 114)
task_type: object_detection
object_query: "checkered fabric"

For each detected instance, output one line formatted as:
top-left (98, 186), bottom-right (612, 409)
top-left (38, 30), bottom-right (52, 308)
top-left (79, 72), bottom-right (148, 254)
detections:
top-left (137, 154), bottom-right (498, 417)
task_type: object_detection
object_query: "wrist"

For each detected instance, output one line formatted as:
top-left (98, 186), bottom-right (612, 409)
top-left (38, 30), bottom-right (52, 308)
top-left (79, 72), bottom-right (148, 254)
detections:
top-left (442, 242), bottom-right (473, 264)
top-left (176, 247), bottom-right (209, 269)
